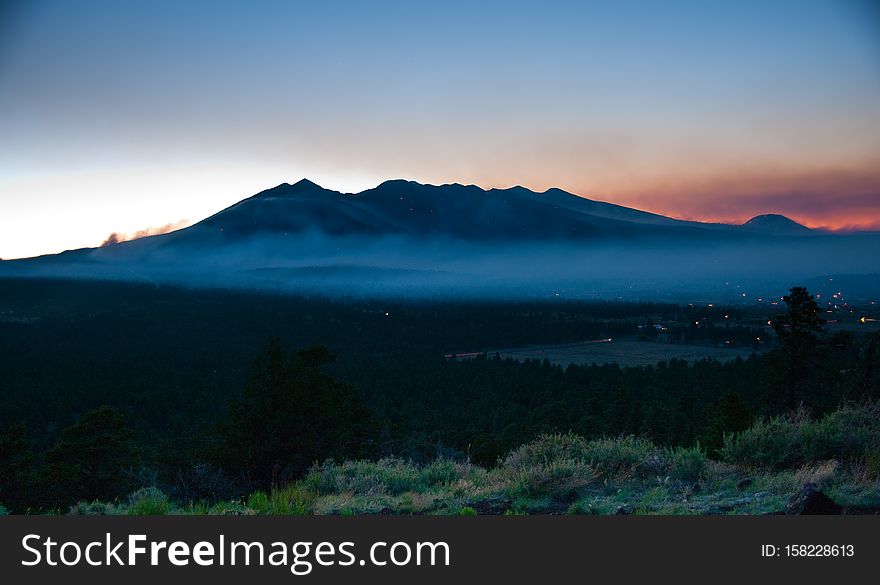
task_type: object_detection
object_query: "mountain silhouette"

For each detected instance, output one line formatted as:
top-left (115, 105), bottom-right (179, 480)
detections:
top-left (151, 179), bottom-right (807, 246)
top-left (740, 214), bottom-right (813, 235)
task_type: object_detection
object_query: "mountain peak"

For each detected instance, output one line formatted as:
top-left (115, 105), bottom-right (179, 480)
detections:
top-left (377, 179), bottom-right (417, 189)
top-left (251, 179), bottom-right (328, 200)
top-left (742, 214), bottom-right (811, 234)
top-left (290, 178), bottom-right (324, 190)
top-left (744, 213), bottom-right (793, 223)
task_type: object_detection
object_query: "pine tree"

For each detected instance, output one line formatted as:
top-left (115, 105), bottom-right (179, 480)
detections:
top-left (0, 423), bottom-right (36, 513)
top-left (45, 406), bottom-right (140, 508)
top-left (766, 286), bottom-right (827, 410)
top-left (217, 339), bottom-right (375, 488)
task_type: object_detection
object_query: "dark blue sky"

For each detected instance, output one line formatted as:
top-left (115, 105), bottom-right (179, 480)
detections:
top-left (1, 0), bottom-right (879, 258)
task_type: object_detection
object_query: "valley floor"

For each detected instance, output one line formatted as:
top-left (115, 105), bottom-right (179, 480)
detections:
top-left (490, 338), bottom-right (759, 368)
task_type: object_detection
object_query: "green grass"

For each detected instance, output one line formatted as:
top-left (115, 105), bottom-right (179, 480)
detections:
top-left (127, 487), bottom-right (173, 515)
top-left (246, 484), bottom-right (314, 515)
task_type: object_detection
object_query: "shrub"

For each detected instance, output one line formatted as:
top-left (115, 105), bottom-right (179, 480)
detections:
top-left (503, 458), bottom-right (594, 500)
top-left (502, 433), bottom-right (592, 470)
top-left (271, 484), bottom-right (315, 514)
top-left (246, 484), bottom-right (314, 515)
top-left (670, 445), bottom-right (709, 482)
top-left (500, 435), bottom-right (600, 499)
top-left (201, 501), bottom-right (250, 515)
top-left (421, 459), bottom-right (468, 487)
top-left (69, 501), bottom-right (118, 515)
top-left (306, 459), bottom-right (418, 495)
top-left (567, 499), bottom-right (606, 515)
top-left (580, 436), bottom-right (667, 480)
top-left (127, 487), bottom-right (172, 515)
top-left (639, 486), bottom-right (671, 512)
top-left (502, 433), bottom-right (666, 482)
top-left (0, 505), bottom-right (8, 516)
top-left (865, 447), bottom-right (880, 482)
top-left (247, 491), bottom-right (271, 514)
top-left (720, 403), bottom-right (880, 470)
top-left (793, 460), bottom-right (839, 489)
top-left (305, 458), bottom-right (482, 496)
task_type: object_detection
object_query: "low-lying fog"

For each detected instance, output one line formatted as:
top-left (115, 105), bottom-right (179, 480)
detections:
top-left (2, 230), bottom-right (879, 302)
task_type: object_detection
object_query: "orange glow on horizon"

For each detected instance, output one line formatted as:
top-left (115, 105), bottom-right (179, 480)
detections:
top-left (556, 165), bottom-right (880, 232)
top-left (2, 164), bottom-right (879, 260)
top-left (619, 208), bottom-right (880, 232)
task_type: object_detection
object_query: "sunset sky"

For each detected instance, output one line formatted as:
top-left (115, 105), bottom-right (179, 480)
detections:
top-left (1, 0), bottom-right (879, 259)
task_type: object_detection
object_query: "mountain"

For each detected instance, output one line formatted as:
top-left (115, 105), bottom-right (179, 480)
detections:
top-left (2, 179), bottom-right (876, 299)
top-left (740, 214), bottom-right (813, 235)
top-left (144, 179), bottom-right (799, 246)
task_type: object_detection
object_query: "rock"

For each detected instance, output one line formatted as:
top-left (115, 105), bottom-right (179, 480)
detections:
top-left (615, 505), bottom-right (633, 515)
top-left (786, 483), bottom-right (842, 515)
top-left (736, 478), bottom-right (753, 490)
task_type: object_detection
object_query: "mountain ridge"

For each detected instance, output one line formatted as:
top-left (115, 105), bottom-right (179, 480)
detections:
top-left (168, 178), bottom-right (812, 246)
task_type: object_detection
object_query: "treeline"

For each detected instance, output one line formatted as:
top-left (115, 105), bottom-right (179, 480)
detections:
top-left (0, 278), bottom-right (762, 443)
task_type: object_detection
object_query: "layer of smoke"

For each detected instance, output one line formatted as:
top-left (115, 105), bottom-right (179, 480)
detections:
top-left (7, 228), bottom-right (880, 302)
top-left (101, 220), bottom-right (190, 247)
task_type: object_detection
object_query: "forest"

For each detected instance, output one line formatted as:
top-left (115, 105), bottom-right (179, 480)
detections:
top-left (0, 277), bottom-right (878, 513)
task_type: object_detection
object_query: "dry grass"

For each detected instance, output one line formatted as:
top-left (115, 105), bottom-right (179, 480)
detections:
top-left (793, 460), bottom-right (839, 489)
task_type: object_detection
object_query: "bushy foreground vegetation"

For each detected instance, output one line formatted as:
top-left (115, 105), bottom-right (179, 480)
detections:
top-left (719, 403), bottom-right (880, 471)
top-left (52, 402), bottom-right (880, 516)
